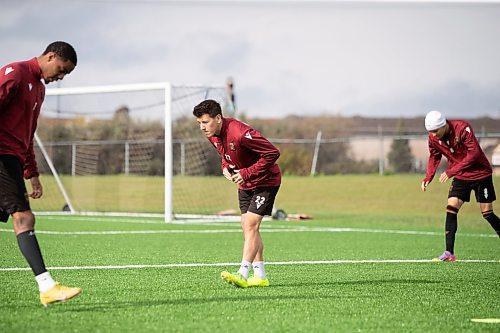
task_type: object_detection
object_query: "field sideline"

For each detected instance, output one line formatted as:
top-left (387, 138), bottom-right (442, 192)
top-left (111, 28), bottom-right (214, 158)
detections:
top-left (2, 175), bottom-right (499, 332)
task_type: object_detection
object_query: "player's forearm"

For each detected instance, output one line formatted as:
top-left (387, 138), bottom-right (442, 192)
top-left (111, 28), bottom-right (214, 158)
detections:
top-left (239, 158), bottom-right (277, 180)
top-left (424, 158), bottom-right (440, 182)
top-left (23, 142), bottom-right (39, 179)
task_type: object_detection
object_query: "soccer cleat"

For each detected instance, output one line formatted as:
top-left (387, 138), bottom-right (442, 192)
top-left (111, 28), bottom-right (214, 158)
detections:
top-left (220, 271), bottom-right (248, 288)
top-left (247, 275), bottom-right (270, 287)
top-left (40, 282), bottom-right (82, 306)
top-left (432, 251), bottom-right (457, 262)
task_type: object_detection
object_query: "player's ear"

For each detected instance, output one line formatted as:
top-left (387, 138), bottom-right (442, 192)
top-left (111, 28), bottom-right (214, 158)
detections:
top-left (44, 52), bottom-right (58, 63)
top-left (216, 114), bottom-right (222, 124)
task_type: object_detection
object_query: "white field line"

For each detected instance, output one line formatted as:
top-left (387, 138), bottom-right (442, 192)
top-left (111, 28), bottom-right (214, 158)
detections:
top-left (37, 215), bottom-right (250, 224)
top-left (39, 216), bottom-right (165, 224)
top-left (0, 227), bottom-right (496, 237)
top-left (0, 259), bottom-right (498, 272)
top-left (471, 318), bottom-right (500, 324)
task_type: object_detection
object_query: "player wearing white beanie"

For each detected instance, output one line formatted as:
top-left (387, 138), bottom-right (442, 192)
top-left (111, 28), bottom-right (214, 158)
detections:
top-left (421, 111), bottom-right (500, 262)
top-left (425, 110), bottom-right (446, 131)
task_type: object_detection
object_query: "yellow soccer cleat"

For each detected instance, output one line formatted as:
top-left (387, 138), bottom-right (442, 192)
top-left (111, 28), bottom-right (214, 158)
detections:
top-left (40, 282), bottom-right (82, 307)
top-left (247, 276), bottom-right (270, 287)
top-left (220, 271), bottom-right (248, 288)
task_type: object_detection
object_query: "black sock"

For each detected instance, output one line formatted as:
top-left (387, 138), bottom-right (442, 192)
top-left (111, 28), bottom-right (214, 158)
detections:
top-left (445, 212), bottom-right (458, 254)
top-left (16, 230), bottom-right (47, 276)
top-left (482, 210), bottom-right (500, 237)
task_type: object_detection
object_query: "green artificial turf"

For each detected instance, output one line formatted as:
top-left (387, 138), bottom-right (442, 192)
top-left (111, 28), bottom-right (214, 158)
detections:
top-left (0, 214), bottom-right (498, 333)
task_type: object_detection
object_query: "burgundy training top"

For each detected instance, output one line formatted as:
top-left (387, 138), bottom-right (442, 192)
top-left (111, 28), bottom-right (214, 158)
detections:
top-left (208, 117), bottom-right (281, 189)
top-left (424, 119), bottom-right (492, 183)
top-left (0, 58), bottom-right (45, 179)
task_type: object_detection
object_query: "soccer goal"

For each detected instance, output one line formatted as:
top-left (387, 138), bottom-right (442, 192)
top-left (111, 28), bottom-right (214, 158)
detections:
top-left (33, 82), bottom-right (239, 222)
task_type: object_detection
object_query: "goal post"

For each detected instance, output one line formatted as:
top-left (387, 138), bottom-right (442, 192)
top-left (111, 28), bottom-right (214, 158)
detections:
top-left (37, 82), bottom-right (236, 222)
top-left (45, 82), bottom-right (174, 221)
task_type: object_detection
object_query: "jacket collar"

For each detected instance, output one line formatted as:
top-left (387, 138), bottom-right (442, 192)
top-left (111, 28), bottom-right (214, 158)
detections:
top-left (217, 117), bottom-right (230, 138)
top-left (28, 57), bottom-right (43, 81)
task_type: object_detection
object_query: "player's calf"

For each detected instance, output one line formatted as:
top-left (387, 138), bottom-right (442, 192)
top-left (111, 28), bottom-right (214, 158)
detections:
top-left (444, 205), bottom-right (459, 254)
top-left (482, 210), bottom-right (500, 237)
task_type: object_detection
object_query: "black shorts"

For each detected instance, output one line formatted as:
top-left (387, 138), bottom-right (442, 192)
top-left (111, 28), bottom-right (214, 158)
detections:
top-left (0, 155), bottom-right (31, 222)
top-left (448, 176), bottom-right (496, 203)
top-left (238, 186), bottom-right (280, 216)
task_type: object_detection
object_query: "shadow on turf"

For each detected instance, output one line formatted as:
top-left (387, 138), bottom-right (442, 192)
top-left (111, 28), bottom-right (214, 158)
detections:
top-left (0, 279), bottom-right (439, 311)
top-left (270, 278), bottom-right (439, 288)
top-left (33, 294), bottom-right (368, 312)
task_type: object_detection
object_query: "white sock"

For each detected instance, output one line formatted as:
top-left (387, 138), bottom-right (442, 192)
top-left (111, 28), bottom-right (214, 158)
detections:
top-left (237, 260), bottom-right (251, 279)
top-left (35, 271), bottom-right (56, 292)
top-left (252, 261), bottom-right (266, 279)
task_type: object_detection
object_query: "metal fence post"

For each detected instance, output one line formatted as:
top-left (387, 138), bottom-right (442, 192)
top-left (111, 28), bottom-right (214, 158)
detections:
top-left (310, 131), bottom-right (322, 176)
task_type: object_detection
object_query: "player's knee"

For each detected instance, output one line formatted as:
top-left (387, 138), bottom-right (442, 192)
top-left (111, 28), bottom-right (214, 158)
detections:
top-left (242, 221), bottom-right (261, 234)
top-left (243, 223), bottom-right (259, 234)
top-left (446, 205), bottom-right (459, 215)
top-left (12, 211), bottom-right (36, 234)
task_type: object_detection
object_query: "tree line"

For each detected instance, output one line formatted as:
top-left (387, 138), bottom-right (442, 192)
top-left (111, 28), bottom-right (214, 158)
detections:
top-left (37, 107), bottom-right (416, 176)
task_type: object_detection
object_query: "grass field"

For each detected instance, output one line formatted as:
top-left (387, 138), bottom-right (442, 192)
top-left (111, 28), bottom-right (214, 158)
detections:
top-left (2, 175), bottom-right (499, 332)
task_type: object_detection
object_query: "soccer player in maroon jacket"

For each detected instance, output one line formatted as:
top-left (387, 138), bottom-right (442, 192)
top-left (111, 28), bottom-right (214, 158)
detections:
top-left (193, 99), bottom-right (281, 288)
top-left (421, 111), bottom-right (500, 262)
top-left (0, 42), bottom-right (82, 305)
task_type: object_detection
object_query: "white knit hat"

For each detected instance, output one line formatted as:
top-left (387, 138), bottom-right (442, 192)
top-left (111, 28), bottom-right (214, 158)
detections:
top-left (425, 111), bottom-right (446, 131)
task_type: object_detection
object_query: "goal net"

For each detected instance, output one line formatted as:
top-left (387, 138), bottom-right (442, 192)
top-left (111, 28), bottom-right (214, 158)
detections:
top-left (32, 82), bottom-right (240, 222)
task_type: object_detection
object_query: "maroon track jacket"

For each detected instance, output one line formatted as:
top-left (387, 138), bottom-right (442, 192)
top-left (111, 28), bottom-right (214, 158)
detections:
top-left (424, 119), bottom-right (492, 183)
top-left (0, 58), bottom-right (44, 179)
top-left (208, 117), bottom-right (281, 190)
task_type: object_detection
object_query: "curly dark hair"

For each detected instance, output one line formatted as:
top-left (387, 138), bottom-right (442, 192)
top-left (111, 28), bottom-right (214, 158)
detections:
top-left (192, 99), bottom-right (222, 118)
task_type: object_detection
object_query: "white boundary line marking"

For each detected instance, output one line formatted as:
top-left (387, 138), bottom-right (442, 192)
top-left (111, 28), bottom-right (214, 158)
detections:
top-left (0, 259), bottom-right (498, 272)
top-left (0, 227), bottom-right (496, 237)
top-left (37, 215), bottom-right (248, 224)
top-left (471, 318), bottom-right (500, 324)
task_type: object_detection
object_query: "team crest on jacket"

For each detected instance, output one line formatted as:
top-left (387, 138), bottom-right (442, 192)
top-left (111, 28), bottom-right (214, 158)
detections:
top-left (230, 143), bottom-right (235, 151)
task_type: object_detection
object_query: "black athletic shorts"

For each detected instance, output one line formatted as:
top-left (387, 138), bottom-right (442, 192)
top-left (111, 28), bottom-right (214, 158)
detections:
top-left (448, 176), bottom-right (496, 203)
top-left (238, 186), bottom-right (280, 216)
top-left (0, 155), bottom-right (31, 222)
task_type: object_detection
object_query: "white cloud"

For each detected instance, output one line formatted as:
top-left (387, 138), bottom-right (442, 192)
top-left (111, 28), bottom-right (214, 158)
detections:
top-left (1, 1), bottom-right (500, 118)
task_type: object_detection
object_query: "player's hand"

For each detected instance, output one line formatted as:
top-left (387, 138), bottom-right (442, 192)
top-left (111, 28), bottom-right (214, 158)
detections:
top-left (222, 167), bottom-right (233, 181)
top-left (29, 176), bottom-right (43, 199)
top-left (231, 170), bottom-right (245, 185)
top-left (439, 172), bottom-right (449, 183)
top-left (223, 165), bottom-right (236, 181)
top-left (421, 180), bottom-right (429, 192)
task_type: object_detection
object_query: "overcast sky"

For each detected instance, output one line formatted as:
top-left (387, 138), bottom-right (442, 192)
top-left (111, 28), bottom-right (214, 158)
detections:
top-left (1, 0), bottom-right (500, 119)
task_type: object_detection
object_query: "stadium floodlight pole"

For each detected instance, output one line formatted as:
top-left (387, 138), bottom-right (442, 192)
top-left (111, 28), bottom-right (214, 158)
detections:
top-left (45, 82), bottom-right (174, 222)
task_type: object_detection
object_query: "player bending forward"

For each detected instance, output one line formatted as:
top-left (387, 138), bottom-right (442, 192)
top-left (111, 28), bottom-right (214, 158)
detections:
top-left (0, 42), bottom-right (82, 305)
top-left (421, 111), bottom-right (500, 262)
top-left (193, 100), bottom-right (281, 287)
